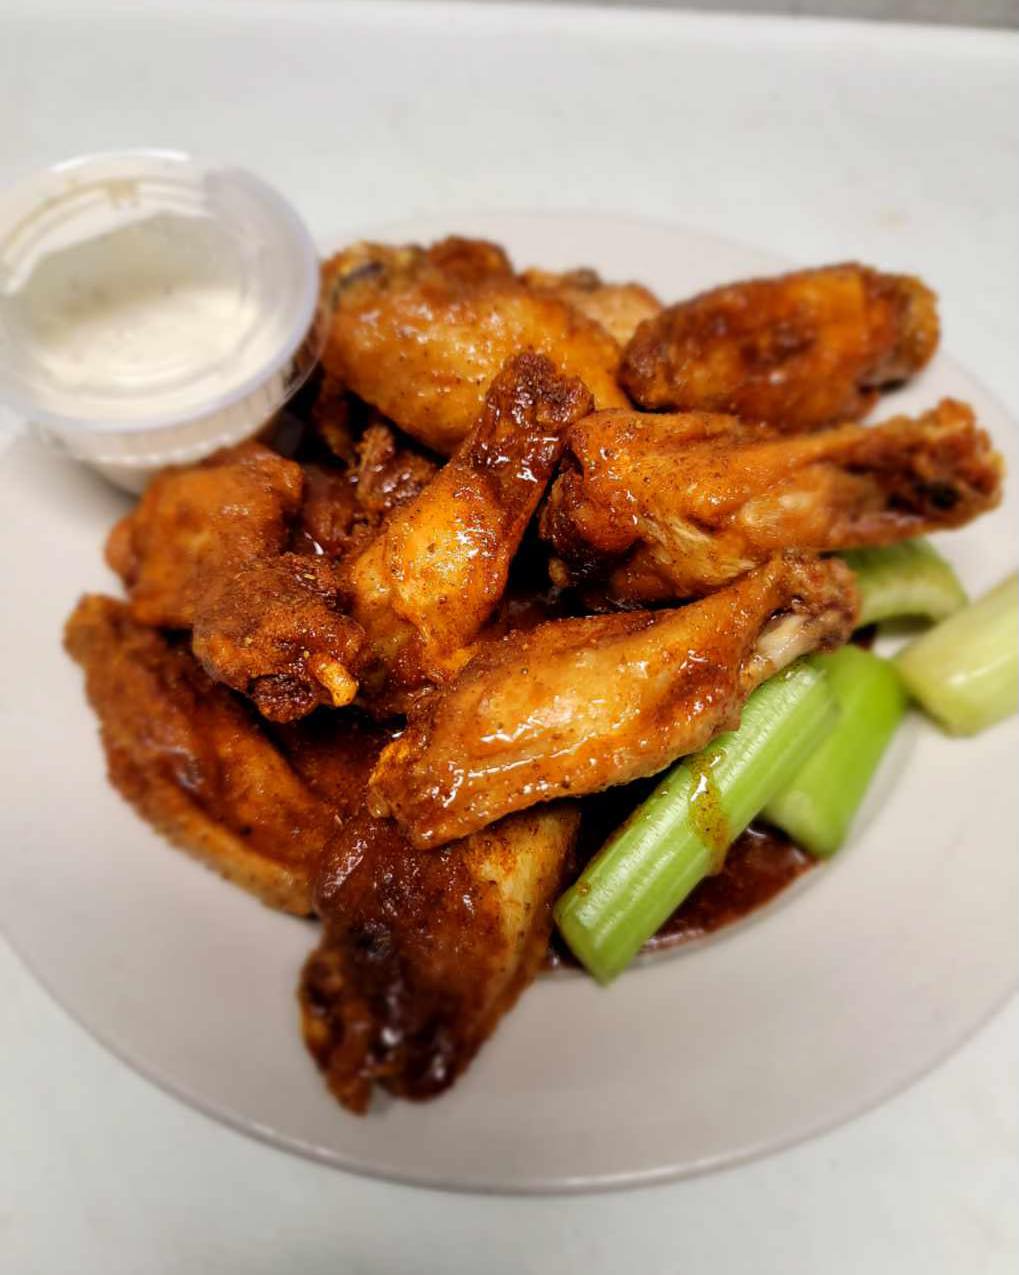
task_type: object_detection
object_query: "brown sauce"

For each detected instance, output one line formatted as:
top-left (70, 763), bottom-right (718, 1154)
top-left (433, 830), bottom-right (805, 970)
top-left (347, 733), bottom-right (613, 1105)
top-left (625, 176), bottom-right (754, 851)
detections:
top-left (546, 822), bottom-right (814, 969)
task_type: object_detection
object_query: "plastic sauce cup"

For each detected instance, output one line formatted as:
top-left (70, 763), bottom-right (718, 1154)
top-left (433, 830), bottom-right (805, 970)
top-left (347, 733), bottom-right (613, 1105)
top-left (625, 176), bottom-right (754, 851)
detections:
top-left (0, 149), bottom-right (324, 491)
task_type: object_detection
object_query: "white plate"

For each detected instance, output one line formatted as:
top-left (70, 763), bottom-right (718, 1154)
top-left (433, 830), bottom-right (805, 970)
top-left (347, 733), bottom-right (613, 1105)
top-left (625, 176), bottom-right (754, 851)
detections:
top-left (0, 213), bottom-right (1016, 1193)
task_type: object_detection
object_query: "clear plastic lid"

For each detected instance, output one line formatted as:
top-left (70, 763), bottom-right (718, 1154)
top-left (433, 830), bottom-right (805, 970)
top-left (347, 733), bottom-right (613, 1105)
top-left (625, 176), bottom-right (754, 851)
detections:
top-left (0, 149), bottom-right (324, 490)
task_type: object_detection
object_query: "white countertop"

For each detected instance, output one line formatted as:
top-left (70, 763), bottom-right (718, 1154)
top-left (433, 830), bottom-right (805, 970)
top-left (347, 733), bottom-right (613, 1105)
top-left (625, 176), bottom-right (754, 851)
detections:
top-left (2, 3), bottom-right (1016, 1270)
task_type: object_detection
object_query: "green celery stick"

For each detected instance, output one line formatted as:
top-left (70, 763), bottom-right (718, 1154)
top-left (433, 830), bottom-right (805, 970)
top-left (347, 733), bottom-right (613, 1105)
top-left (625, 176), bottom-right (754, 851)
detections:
top-left (555, 662), bottom-right (837, 983)
top-left (764, 647), bottom-right (906, 858)
top-left (840, 540), bottom-right (967, 628)
top-left (895, 572), bottom-right (1018, 735)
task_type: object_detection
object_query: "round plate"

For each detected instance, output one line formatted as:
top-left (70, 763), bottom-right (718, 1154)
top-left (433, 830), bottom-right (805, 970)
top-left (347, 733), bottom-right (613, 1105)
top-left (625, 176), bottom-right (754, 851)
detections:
top-left (0, 213), bottom-right (1015, 1193)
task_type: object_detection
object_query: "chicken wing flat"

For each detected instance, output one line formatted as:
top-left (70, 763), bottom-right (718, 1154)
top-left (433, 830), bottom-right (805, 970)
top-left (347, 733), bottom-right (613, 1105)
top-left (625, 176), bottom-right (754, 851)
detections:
top-left (321, 236), bottom-right (626, 455)
top-left (368, 554), bottom-right (857, 848)
top-left (620, 264), bottom-right (939, 429)
top-left (106, 441), bottom-right (303, 628)
top-left (342, 352), bottom-right (593, 712)
top-left (191, 555), bottom-right (367, 722)
top-left (519, 267), bottom-right (662, 346)
top-left (64, 595), bottom-right (344, 914)
top-left (300, 804), bottom-right (580, 1111)
top-left (542, 399), bottom-right (1004, 602)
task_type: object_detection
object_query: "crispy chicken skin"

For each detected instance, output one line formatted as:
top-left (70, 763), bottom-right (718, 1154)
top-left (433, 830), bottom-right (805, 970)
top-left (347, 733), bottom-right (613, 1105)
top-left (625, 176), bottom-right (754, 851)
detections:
top-left (543, 399), bottom-right (1004, 602)
top-left (300, 804), bottom-right (580, 1111)
top-left (369, 554), bottom-right (858, 848)
top-left (64, 595), bottom-right (343, 914)
top-left (342, 352), bottom-right (593, 712)
top-left (520, 267), bottom-right (663, 346)
top-left (321, 236), bottom-right (626, 455)
top-left (106, 442), bottom-right (303, 628)
top-left (191, 555), bottom-right (368, 722)
top-left (620, 264), bottom-right (939, 429)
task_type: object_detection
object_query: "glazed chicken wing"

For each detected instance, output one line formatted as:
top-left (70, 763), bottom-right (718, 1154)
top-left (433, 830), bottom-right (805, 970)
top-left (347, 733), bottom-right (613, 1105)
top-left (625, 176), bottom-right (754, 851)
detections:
top-left (106, 441), bottom-right (303, 629)
top-left (369, 554), bottom-right (857, 848)
top-left (301, 803), bottom-right (580, 1112)
top-left (64, 595), bottom-right (344, 914)
top-left (191, 555), bottom-right (367, 722)
top-left (342, 352), bottom-right (593, 711)
top-left (620, 263), bottom-right (939, 429)
top-left (295, 423), bottom-right (439, 559)
top-left (321, 236), bottom-right (626, 455)
top-left (543, 399), bottom-right (1004, 602)
top-left (520, 267), bottom-right (662, 346)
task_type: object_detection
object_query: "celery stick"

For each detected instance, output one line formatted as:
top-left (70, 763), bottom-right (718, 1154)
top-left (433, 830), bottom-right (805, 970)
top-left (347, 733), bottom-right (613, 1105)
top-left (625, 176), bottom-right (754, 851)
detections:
top-left (764, 647), bottom-right (906, 858)
top-left (555, 663), bottom-right (837, 983)
top-left (895, 572), bottom-right (1018, 735)
top-left (840, 540), bottom-right (967, 628)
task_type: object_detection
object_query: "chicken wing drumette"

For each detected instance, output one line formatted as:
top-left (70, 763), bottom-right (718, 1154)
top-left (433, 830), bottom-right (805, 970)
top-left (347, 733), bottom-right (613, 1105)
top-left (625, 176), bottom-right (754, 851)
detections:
top-left (369, 554), bottom-right (858, 848)
top-left (542, 399), bottom-right (1003, 603)
top-left (321, 236), bottom-right (626, 455)
top-left (620, 263), bottom-right (939, 430)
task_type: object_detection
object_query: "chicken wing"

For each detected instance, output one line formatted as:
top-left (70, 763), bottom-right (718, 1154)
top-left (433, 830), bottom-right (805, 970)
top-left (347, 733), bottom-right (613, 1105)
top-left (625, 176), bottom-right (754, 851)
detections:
top-left (293, 421), bottom-right (440, 561)
top-left (64, 595), bottom-right (344, 914)
top-left (520, 267), bottom-right (662, 345)
top-left (542, 399), bottom-right (1004, 602)
top-left (321, 236), bottom-right (626, 455)
top-left (106, 442), bottom-right (303, 628)
top-left (191, 555), bottom-right (367, 722)
top-left (300, 803), bottom-right (580, 1111)
top-left (620, 263), bottom-right (939, 429)
top-left (368, 554), bottom-right (857, 848)
top-left (342, 352), bottom-right (593, 712)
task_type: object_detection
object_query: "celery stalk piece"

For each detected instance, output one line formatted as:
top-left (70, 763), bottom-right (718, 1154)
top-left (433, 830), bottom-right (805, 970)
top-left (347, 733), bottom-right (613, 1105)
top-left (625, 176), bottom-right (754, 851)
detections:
top-left (840, 540), bottom-right (967, 628)
top-left (554, 662), bottom-right (837, 984)
top-left (763, 647), bottom-right (906, 858)
top-left (895, 572), bottom-right (1019, 735)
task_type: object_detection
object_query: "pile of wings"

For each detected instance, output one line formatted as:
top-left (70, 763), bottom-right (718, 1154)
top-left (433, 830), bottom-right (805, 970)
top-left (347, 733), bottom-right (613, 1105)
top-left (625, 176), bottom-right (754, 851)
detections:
top-left (66, 238), bottom-right (1002, 1111)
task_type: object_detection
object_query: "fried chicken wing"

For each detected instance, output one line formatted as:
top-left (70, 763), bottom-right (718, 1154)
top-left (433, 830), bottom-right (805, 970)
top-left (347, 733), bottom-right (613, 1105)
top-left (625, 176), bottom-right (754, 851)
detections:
top-left (309, 372), bottom-right (360, 463)
top-left (520, 267), bottom-right (662, 345)
top-left (292, 463), bottom-right (361, 558)
top-left (621, 264), bottom-right (939, 429)
top-left (343, 352), bottom-right (593, 711)
top-left (542, 399), bottom-right (1004, 602)
top-left (294, 426), bottom-right (440, 560)
top-left (368, 554), bottom-right (857, 848)
top-left (106, 442), bottom-right (303, 628)
top-left (321, 236), bottom-right (626, 455)
top-left (64, 595), bottom-right (344, 914)
top-left (300, 804), bottom-right (580, 1111)
top-left (191, 555), bottom-right (367, 722)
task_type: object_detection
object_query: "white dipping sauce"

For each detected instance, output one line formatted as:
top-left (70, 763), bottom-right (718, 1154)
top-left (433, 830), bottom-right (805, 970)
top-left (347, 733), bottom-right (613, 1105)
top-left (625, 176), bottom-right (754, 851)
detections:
top-left (9, 211), bottom-right (271, 417)
top-left (0, 151), bottom-right (322, 491)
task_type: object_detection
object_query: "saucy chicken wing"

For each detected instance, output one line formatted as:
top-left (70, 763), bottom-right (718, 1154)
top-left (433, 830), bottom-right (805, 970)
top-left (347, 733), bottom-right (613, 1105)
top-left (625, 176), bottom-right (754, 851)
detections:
top-left (369, 554), bottom-right (858, 847)
top-left (301, 804), bottom-right (580, 1111)
top-left (295, 424), bottom-right (439, 559)
top-left (64, 595), bottom-right (343, 914)
top-left (191, 555), bottom-right (367, 722)
top-left (106, 442), bottom-right (303, 628)
top-left (342, 352), bottom-right (593, 712)
top-left (542, 399), bottom-right (1004, 602)
top-left (321, 236), bottom-right (626, 455)
top-left (620, 264), bottom-right (939, 429)
top-left (520, 267), bottom-right (662, 346)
